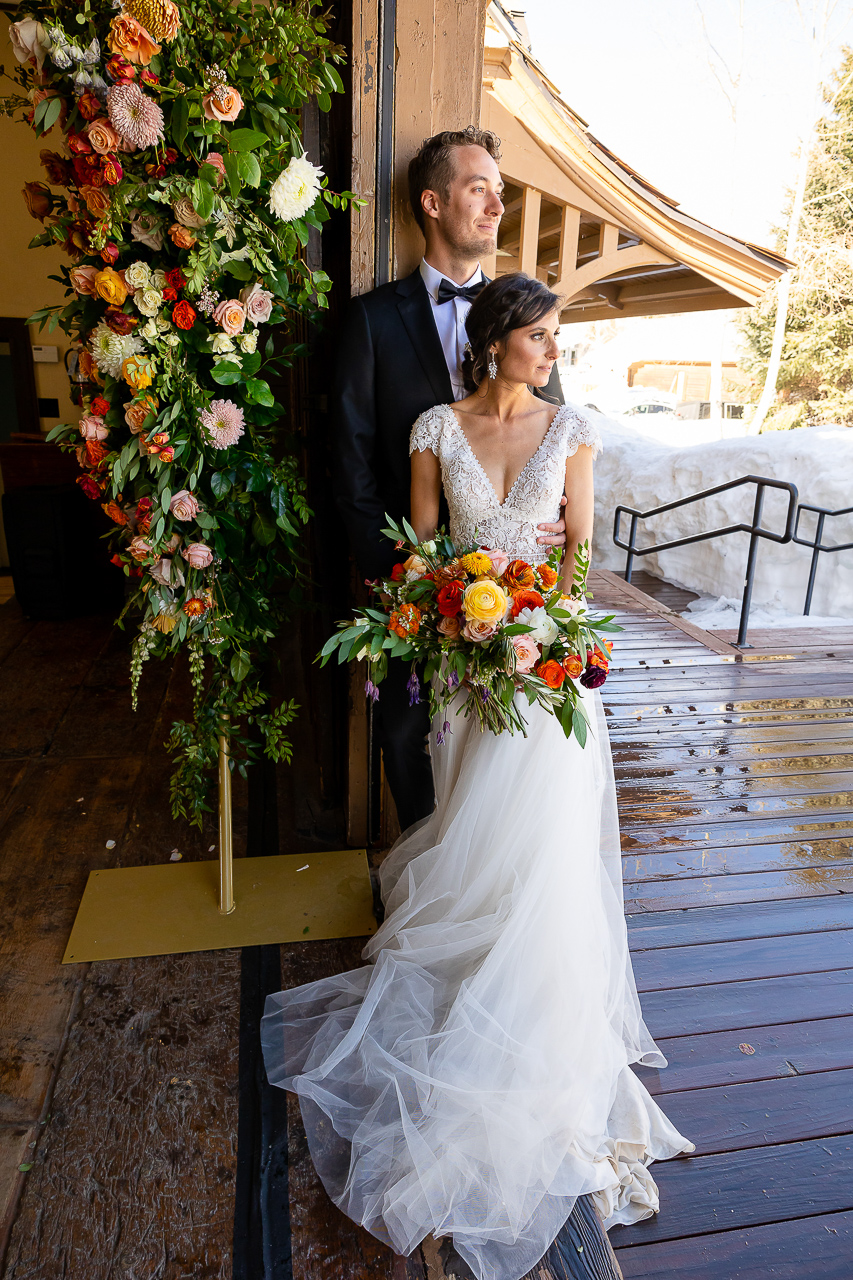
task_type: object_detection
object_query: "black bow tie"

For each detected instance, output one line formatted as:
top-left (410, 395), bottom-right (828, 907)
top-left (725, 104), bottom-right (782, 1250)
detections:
top-left (436, 278), bottom-right (485, 305)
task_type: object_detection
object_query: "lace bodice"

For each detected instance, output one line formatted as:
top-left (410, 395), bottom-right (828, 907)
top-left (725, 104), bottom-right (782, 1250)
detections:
top-left (409, 403), bottom-right (602, 563)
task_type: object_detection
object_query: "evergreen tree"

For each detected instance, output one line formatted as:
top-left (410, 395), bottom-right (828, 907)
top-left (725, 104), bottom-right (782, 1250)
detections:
top-left (741, 49), bottom-right (853, 429)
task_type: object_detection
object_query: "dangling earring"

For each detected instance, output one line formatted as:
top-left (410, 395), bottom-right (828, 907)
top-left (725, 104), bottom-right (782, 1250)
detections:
top-left (488, 351), bottom-right (498, 380)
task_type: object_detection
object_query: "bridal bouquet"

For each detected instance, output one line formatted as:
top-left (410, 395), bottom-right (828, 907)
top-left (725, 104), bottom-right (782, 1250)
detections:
top-left (320, 518), bottom-right (621, 746)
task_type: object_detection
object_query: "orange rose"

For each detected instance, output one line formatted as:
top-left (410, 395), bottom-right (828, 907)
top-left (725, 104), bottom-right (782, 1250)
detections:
top-left (502, 559), bottom-right (535, 592)
top-left (102, 500), bottom-right (127, 525)
top-left (86, 117), bottom-right (121, 155)
top-left (168, 222), bottom-right (196, 249)
top-left (80, 185), bottom-right (111, 218)
top-left (107, 14), bottom-right (161, 65)
top-left (535, 659), bottom-right (565, 689)
top-left (202, 86), bottom-right (244, 123)
top-left (562, 654), bottom-right (583, 679)
top-left (510, 588), bottom-right (545, 618)
top-left (125, 395), bottom-right (157, 432)
top-left (388, 603), bottom-right (422, 639)
top-left (94, 267), bottom-right (128, 306)
top-left (537, 563), bottom-right (559, 589)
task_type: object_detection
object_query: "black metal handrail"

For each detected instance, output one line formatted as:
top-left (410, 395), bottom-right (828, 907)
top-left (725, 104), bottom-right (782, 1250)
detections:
top-left (613, 475), bottom-right (799, 647)
top-left (793, 502), bottom-right (853, 615)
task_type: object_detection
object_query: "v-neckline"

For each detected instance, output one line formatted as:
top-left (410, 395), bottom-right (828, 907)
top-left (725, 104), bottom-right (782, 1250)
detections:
top-left (447, 404), bottom-right (564, 509)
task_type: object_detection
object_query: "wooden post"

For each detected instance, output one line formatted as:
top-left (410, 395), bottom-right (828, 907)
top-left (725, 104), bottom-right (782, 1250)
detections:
top-left (519, 186), bottom-right (542, 277)
top-left (598, 221), bottom-right (619, 260)
top-left (557, 205), bottom-right (581, 283)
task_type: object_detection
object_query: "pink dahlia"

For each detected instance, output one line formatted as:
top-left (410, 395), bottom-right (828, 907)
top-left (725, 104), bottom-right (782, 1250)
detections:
top-left (200, 399), bottom-right (245, 449)
top-left (107, 82), bottom-right (164, 150)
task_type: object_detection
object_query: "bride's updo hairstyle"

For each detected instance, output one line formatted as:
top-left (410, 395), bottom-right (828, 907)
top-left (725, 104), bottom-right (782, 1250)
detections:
top-left (461, 272), bottom-right (561, 394)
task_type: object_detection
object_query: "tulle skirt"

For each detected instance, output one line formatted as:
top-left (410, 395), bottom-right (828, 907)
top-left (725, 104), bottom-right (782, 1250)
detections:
top-left (261, 689), bottom-right (693, 1280)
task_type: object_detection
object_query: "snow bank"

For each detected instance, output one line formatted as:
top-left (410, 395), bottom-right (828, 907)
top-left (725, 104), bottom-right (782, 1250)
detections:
top-left (588, 410), bottom-right (853, 620)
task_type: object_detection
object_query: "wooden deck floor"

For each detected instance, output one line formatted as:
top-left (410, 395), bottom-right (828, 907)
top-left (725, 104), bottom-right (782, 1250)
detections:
top-left (1, 572), bottom-right (852, 1277)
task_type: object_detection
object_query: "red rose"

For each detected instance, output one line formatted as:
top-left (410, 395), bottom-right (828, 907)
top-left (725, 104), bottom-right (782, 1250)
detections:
top-left (136, 496), bottom-right (153, 516)
top-left (76, 91), bottom-right (102, 122)
top-left (390, 563), bottom-right (406, 582)
top-left (91, 396), bottom-right (110, 416)
top-left (436, 579), bottom-right (464, 616)
top-left (67, 130), bottom-right (93, 155)
top-left (172, 300), bottom-right (196, 330)
top-left (140, 69), bottom-right (159, 86)
top-left (101, 156), bottom-right (123, 186)
top-left (162, 286), bottom-right (177, 302)
top-left (158, 446), bottom-right (175, 463)
top-left (163, 148), bottom-right (178, 166)
top-left (40, 149), bottom-right (71, 186)
top-left (105, 54), bottom-right (135, 82)
top-left (100, 242), bottom-right (119, 264)
top-left (77, 473), bottom-right (100, 500)
top-left (105, 308), bottom-right (137, 335)
top-left (165, 267), bottom-right (185, 290)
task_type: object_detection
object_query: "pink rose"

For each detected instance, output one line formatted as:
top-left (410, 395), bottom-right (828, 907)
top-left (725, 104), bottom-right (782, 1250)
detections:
top-left (181, 542), bottom-right (213, 569)
top-left (202, 86), bottom-right (243, 123)
top-left (511, 634), bottom-right (540, 674)
top-left (204, 151), bottom-right (227, 182)
top-left (480, 546), bottom-right (510, 577)
top-left (128, 535), bottom-right (152, 561)
top-left (213, 298), bottom-right (246, 336)
top-left (70, 265), bottom-right (98, 296)
top-left (78, 414), bottom-right (108, 441)
top-left (239, 281), bottom-right (274, 326)
top-left (437, 615), bottom-right (461, 639)
top-left (170, 489), bottom-right (199, 520)
top-left (462, 618), bottom-right (498, 643)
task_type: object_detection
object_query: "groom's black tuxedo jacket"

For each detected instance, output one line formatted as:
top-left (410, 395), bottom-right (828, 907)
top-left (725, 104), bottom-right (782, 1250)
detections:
top-left (333, 267), bottom-right (564, 581)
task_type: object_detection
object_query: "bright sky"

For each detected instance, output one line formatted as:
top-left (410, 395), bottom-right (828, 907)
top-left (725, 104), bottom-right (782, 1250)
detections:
top-left (523, 0), bottom-right (853, 247)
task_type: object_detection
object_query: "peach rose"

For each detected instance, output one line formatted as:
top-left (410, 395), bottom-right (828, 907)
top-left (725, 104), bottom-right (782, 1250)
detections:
top-left (170, 489), bottom-right (199, 521)
top-left (86, 117), bottom-right (121, 155)
top-left (80, 185), bottom-right (111, 218)
top-left (181, 542), bottom-right (213, 569)
top-left (462, 617), bottom-right (498, 643)
top-left (107, 14), bottom-right (161, 66)
top-left (128, 535), bottom-right (152, 561)
top-left (78, 414), bottom-right (108, 441)
top-left (563, 654), bottom-right (583, 679)
top-left (94, 267), bottom-right (128, 306)
top-left (70, 265), bottom-right (98, 296)
top-left (213, 298), bottom-right (246, 336)
top-left (511, 634), bottom-right (540, 674)
top-left (168, 222), bottom-right (196, 249)
top-left (125, 397), bottom-right (156, 432)
top-left (437, 615), bottom-right (462, 639)
top-left (202, 86), bottom-right (244, 123)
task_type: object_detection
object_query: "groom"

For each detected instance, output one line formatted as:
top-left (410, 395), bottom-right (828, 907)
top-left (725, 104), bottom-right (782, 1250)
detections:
top-left (333, 126), bottom-right (566, 831)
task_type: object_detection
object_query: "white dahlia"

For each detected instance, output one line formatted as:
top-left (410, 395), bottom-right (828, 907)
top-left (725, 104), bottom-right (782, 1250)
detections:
top-left (268, 154), bottom-right (323, 222)
top-left (90, 323), bottom-right (142, 379)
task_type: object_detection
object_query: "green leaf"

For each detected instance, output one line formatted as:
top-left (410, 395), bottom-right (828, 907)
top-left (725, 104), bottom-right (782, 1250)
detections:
top-left (573, 710), bottom-right (588, 748)
top-left (241, 351), bottom-right (262, 377)
top-left (42, 96), bottom-right (62, 132)
top-left (210, 471), bottom-right (231, 498)
top-left (160, 487), bottom-right (172, 512)
top-left (230, 651), bottom-right (251, 682)
top-left (223, 152), bottom-right (242, 199)
top-left (192, 179), bottom-right (215, 221)
top-left (246, 378), bottom-right (275, 406)
top-left (227, 127), bottom-right (270, 151)
top-left (224, 259), bottom-right (253, 281)
top-left (211, 361), bottom-right (243, 385)
top-left (236, 151), bottom-right (261, 188)
top-left (251, 509), bottom-right (277, 545)
top-left (171, 96), bottom-right (189, 149)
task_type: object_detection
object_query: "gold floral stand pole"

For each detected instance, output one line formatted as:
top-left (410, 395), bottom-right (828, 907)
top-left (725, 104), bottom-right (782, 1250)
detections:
top-left (218, 717), bottom-right (235, 915)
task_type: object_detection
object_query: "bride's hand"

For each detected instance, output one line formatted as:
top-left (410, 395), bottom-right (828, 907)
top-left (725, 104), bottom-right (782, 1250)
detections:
top-left (537, 495), bottom-right (567, 547)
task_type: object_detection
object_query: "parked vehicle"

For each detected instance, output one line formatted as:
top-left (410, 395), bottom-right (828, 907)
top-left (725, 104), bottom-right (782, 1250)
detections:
top-left (676, 400), bottom-right (746, 420)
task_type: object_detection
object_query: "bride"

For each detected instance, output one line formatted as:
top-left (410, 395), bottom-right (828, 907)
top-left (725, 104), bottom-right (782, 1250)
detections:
top-left (261, 272), bottom-right (693, 1280)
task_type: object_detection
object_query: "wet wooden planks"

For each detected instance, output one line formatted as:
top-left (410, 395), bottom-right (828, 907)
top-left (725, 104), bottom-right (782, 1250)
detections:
top-left (597, 579), bottom-right (853, 1276)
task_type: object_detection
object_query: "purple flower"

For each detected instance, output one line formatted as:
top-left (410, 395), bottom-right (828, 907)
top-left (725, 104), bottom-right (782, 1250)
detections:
top-left (479, 686), bottom-right (490, 705)
top-left (580, 666), bottom-right (607, 690)
top-left (407, 672), bottom-right (421, 706)
top-left (365, 679), bottom-right (379, 702)
top-left (436, 719), bottom-right (450, 746)
top-left (446, 671), bottom-right (459, 691)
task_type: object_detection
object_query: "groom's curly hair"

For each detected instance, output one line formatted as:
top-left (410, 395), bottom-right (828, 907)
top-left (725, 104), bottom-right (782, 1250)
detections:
top-left (408, 127), bottom-right (502, 232)
top-left (461, 273), bottom-right (562, 394)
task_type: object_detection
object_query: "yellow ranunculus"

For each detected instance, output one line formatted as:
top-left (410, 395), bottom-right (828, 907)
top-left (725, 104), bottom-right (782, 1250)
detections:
top-left (94, 267), bottom-right (128, 307)
top-left (463, 578), bottom-right (508, 625)
top-left (461, 551), bottom-right (493, 576)
top-left (122, 354), bottom-right (155, 389)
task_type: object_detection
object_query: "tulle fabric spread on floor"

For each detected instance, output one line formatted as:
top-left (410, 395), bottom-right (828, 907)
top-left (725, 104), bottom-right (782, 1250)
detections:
top-left (261, 690), bottom-right (694, 1280)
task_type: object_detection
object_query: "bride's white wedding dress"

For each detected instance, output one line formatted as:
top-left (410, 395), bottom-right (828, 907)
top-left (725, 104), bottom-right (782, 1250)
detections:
top-left (261, 403), bottom-right (693, 1280)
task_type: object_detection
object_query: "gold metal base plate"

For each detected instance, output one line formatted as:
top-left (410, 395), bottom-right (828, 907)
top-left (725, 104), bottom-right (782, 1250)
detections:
top-left (63, 849), bottom-right (376, 963)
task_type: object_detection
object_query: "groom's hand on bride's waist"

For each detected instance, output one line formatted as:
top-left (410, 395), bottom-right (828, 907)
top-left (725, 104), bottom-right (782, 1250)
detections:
top-left (537, 495), bottom-right (567, 547)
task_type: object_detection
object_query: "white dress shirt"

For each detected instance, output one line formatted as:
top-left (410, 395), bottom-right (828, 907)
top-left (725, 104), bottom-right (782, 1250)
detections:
top-left (419, 258), bottom-right (484, 402)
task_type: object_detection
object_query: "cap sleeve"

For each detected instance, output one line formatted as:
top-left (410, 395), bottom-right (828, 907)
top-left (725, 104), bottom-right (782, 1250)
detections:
top-left (560, 406), bottom-right (603, 460)
top-left (409, 406), bottom-right (447, 457)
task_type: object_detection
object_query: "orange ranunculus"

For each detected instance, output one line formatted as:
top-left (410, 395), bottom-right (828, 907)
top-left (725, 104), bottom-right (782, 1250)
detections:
top-left (562, 654), bottom-right (583, 679)
top-left (437, 580), bottom-right (464, 617)
top-left (588, 650), bottom-right (609, 672)
top-left (535, 659), bottom-right (565, 689)
top-left (388, 603), bottom-right (422, 639)
top-left (502, 559), bottom-right (535, 592)
top-left (107, 13), bottom-right (161, 65)
top-left (537, 563), bottom-right (559, 589)
top-left (94, 267), bottom-right (128, 306)
top-left (510, 588), bottom-right (545, 618)
top-left (102, 500), bottom-right (127, 525)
